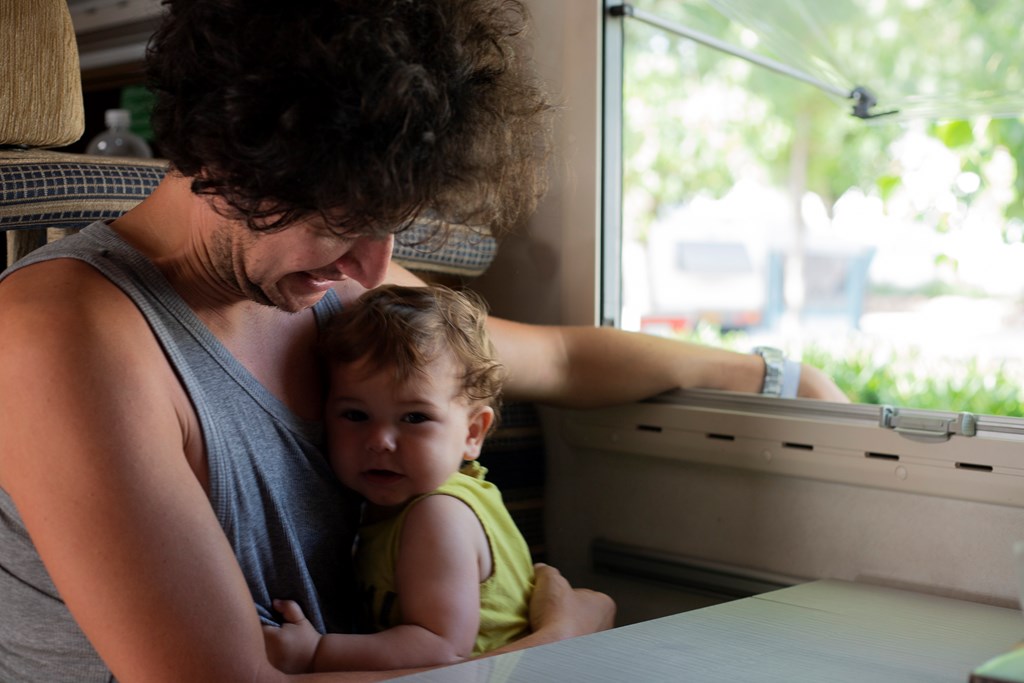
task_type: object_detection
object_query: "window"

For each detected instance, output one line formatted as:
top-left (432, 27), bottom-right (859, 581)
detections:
top-left (530, 2), bottom-right (1024, 615)
top-left (603, 0), bottom-right (1024, 417)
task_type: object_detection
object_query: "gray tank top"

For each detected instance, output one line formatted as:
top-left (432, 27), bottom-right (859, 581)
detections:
top-left (0, 222), bottom-right (359, 682)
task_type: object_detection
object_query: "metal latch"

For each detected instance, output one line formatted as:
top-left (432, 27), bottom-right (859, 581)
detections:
top-left (879, 406), bottom-right (977, 442)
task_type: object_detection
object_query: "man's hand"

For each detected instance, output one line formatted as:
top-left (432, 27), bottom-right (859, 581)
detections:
top-left (262, 599), bottom-right (322, 674)
top-left (529, 563), bottom-right (615, 639)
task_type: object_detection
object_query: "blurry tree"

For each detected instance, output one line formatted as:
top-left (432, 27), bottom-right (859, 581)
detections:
top-left (621, 0), bottom-right (1024, 243)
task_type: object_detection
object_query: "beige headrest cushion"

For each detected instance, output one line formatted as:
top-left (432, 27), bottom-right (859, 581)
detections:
top-left (0, 0), bottom-right (85, 148)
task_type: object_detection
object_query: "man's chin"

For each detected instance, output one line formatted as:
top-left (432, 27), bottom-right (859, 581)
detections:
top-left (255, 276), bottom-right (334, 312)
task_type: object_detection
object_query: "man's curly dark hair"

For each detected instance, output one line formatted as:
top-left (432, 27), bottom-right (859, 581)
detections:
top-left (146, 0), bottom-right (553, 239)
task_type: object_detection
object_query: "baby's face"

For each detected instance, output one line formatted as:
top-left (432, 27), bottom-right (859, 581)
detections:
top-left (325, 354), bottom-right (492, 508)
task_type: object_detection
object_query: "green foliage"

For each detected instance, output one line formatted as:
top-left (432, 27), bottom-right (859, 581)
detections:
top-left (933, 120), bottom-right (975, 149)
top-left (875, 174), bottom-right (901, 201)
top-left (800, 344), bottom-right (1024, 418)
top-left (988, 119), bottom-right (1024, 221)
top-left (676, 324), bottom-right (1024, 417)
top-left (621, 0), bottom-right (1024, 230)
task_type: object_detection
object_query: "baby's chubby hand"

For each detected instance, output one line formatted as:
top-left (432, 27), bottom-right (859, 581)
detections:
top-left (262, 598), bottom-right (322, 674)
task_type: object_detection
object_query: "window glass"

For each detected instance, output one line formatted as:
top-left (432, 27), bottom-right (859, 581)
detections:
top-left (611, 0), bottom-right (1024, 416)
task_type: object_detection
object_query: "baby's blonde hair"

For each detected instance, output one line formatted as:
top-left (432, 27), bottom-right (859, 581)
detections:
top-left (321, 284), bottom-right (505, 417)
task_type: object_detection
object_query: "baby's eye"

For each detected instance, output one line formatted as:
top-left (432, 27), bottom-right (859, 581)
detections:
top-left (341, 409), bottom-right (368, 422)
top-left (402, 412), bottom-right (430, 424)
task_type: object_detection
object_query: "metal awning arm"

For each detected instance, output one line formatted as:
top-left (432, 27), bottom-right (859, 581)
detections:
top-left (609, 3), bottom-right (895, 119)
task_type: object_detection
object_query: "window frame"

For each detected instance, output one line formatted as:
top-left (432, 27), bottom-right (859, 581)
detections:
top-left (599, 1), bottom-right (1024, 418)
top-left (590, 0), bottom-right (1024, 473)
top-left (601, 0), bottom-right (626, 328)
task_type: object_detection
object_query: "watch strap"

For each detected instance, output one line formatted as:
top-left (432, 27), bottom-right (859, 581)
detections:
top-left (781, 359), bottom-right (801, 398)
top-left (752, 346), bottom-right (785, 397)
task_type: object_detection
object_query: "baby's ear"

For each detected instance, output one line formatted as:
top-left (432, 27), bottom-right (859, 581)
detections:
top-left (463, 406), bottom-right (495, 461)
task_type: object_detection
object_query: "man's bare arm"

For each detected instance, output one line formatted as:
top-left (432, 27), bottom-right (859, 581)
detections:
top-left (0, 263), bottom-right (395, 683)
top-left (486, 317), bottom-right (848, 406)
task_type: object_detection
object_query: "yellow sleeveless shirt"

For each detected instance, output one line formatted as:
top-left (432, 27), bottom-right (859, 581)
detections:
top-left (353, 462), bottom-right (535, 655)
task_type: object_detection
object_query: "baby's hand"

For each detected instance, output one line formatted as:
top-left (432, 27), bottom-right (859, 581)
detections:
top-left (262, 599), bottom-right (322, 674)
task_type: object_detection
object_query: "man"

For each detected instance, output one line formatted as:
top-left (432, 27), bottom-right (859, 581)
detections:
top-left (0, 1), bottom-right (845, 681)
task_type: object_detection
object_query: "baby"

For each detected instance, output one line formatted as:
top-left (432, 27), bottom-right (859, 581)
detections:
top-left (264, 284), bottom-right (535, 673)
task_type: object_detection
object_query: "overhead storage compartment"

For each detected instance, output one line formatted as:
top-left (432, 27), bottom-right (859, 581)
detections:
top-left (67, 0), bottom-right (164, 79)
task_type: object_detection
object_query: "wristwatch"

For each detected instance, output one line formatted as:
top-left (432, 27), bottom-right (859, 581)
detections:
top-left (752, 346), bottom-right (785, 397)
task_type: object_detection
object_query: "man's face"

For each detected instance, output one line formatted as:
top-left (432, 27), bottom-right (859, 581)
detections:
top-left (211, 215), bottom-right (394, 312)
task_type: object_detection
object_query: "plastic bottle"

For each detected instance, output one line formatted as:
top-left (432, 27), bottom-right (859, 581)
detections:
top-left (85, 108), bottom-right (153, 158)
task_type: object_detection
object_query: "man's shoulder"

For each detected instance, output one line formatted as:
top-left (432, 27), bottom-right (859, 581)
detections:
top-left (1, 257), bottom-right (136, 320)
top-left (0, 257), bottom-right (158, 365)
top-left (0, 255), bottom-right (183, 439)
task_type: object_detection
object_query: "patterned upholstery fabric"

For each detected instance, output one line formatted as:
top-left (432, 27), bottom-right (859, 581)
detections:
top-left (0, 150), bottom-right (497, 278)
top-left (0, 150), bottom-right (165, 232)
top-left (393, 220), bottom-right (497, 279)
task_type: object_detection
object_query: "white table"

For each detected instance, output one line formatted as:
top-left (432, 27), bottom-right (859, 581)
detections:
top-left (396, 579), bottom-right (1023, 682)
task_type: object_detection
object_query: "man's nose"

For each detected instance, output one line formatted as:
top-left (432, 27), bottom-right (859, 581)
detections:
top-left (337, 234), bottom-right (394, 289)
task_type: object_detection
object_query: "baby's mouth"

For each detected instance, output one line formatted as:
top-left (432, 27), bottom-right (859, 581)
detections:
top-left (363, 469), bottom-right (404, 485)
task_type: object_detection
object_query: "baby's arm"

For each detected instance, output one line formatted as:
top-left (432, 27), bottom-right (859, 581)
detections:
top-left (265, 495), bottom-right (487, 673)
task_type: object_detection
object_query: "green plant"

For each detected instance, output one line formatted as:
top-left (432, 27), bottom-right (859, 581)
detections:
top-left (801, 344), bottom-right (1024, 417)
top-left (678, 324), bottom-right (1024, 417)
